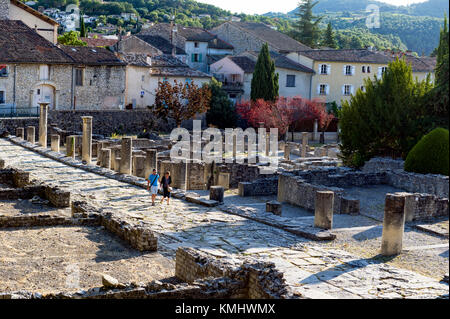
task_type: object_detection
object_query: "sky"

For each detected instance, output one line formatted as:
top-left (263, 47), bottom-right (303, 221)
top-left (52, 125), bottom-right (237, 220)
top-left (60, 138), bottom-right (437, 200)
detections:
top-left (196, 0), bottom-right (428, 15)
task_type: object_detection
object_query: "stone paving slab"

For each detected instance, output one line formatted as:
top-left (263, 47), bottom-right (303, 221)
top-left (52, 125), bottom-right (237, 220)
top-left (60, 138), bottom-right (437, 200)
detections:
top-left (0, 137), bottom-right (448, 299)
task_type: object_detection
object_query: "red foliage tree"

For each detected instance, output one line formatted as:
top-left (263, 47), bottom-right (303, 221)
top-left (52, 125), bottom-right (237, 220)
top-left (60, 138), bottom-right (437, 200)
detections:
top-left (236, 96), bottom-right (334, 137)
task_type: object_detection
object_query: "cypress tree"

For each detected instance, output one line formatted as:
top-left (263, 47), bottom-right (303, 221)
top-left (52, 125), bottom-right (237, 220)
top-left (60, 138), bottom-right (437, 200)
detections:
top-left (295, 0), bottom-right (323, 48)
top-left (79, 15), bottom-right (87, 38)
top-left (250, 43), bottom-right (279, 101)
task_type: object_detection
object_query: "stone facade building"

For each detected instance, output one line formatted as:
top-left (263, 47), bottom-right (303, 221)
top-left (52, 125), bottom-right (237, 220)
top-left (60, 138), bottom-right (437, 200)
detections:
top-left (210, 22), bottom-right (311, 55)
top-left (139, 23), bottom-right (233, 73)
top-left (0, 20), bottom-right (126, 111)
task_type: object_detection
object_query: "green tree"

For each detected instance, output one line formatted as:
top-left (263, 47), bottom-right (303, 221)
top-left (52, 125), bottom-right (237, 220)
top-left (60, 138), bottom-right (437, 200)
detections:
top-left (322, 22), bottom-right (337, 48)
top-left (424, 15), bottom-right (449, 128)
top-left (251, 43), bottom-right (279, 101)
top-left (205, 78), bottom-right (237, 129)
top-left (339, 58), bottom-right (433, 167)
top-left (79, 14), bottom-right (87, 38)
top-left (294, 0), bottom-right (323, 48)
top-left (57, 31), bottom-right (87, 46)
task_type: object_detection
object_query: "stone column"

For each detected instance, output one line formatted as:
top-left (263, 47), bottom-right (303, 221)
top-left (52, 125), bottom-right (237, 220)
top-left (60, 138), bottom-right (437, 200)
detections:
top-left (284, 143), bottom-right (291, 161)
top-left (50, 134), bottom-right (60, 152)
top-left (144, 149), bottom-right (158, 179)
top-left (101, 149), bottom-right (111, 169)
top-left (16, 127), bottom-right (24, 139)
top-left (266, 200), bottom-right (282, 216)
top-left (314, 191), bottom-right (334, 230)
top-left (210, 186), bottom-right (224, 203)
top-left (81, 116), bottom-right (93, 165)
top-left (313, 119), bottom-right (319, 142)
top-left (232, 134), bottom-right (237, 160)
top-left (119, 137), bottom-right (132, 175)
top-left (38, 102), bottom-right (49, 147)
top-left (265, 134), bottom-right (270, 156)
top-left (26, 126), bottom-right (35, 144)
top-left (403, 193), bottom-right (417, 222)
top-left (301, 132), bottom-right (309, 157)
top-left (381, 194), bottom-right (406, 256)
top-left (66, 135), bottom-right (76, 159)
top-left (132, 155), bottom-right (146, 178)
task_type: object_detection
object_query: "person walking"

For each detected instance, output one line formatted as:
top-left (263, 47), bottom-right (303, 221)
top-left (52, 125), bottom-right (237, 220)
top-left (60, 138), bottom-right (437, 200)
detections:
top-left (160, 171), bottom-right (172, 205)
top-left (147, 169), bottom-right (160, 206)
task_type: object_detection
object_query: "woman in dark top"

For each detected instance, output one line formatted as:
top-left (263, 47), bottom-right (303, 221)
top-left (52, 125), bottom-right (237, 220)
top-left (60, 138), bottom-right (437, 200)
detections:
top-left (159, 171), bottom-right (172, 205)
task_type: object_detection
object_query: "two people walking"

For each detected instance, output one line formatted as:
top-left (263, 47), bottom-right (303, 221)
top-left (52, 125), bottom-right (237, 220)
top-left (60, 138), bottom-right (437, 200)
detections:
top-left (147, 169), bottom-right (172, 206)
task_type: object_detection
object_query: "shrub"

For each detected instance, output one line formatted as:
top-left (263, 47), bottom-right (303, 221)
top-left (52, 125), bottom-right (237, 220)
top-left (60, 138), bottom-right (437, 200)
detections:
top-left (404, 128), bottom-right (449, 176)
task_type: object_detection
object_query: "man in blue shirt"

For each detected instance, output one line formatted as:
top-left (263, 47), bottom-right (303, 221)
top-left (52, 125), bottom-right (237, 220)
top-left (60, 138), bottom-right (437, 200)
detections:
top-left (147, 169), bottom-right (160, 206)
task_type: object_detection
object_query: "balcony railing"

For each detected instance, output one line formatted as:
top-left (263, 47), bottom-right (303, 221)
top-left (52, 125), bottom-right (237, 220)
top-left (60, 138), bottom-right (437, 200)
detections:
top-left (221, 81), bottom-right (244, 92)
top-left (0, 105), bottom-right (40, 118)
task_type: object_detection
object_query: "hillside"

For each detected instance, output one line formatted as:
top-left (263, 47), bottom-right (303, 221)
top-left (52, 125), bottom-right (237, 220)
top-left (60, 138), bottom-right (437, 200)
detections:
top-left (31, 0), bottom-right (447, 54)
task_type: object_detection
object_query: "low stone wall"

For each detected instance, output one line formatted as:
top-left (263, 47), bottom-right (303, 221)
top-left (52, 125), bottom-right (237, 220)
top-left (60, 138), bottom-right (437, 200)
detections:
top-left (277, 173), bottom-right (343, 213)
top-left (72, 201), bottom-right (158, 252)
top-left (0, 168), bottom-right (70, 207)
top-left (175, 247), bottom-right (293, 299)
top-left (362, 157), bottom-right (405, 173)
top-left (403, 193), bottom-right (449, 220)
top-left (238, 177), bottom-right (279, 197)
top-left (386, 170), bottom-right (449, 199)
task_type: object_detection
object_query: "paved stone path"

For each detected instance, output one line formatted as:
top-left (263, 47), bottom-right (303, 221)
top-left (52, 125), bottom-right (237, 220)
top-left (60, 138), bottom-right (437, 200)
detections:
top-left (1, 138), bottom-right (448, 299)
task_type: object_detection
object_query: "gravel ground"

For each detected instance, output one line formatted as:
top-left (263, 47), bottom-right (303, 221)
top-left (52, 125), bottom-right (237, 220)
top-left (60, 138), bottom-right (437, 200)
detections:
top-left (0, 225), bottom-right (175, 294)
top-left (0, 199), bottom-right (71, 218)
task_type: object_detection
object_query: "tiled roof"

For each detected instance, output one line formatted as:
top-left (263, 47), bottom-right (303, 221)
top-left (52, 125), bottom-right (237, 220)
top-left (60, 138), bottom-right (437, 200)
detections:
top-left (229, 56), bottom-right (256, 73)
top-left (61, 46), bottom-right (126, 66)
top-left (118, 53), bottom-right (151, 67)
top-left (80, 37), bottom-right (119, 48)
top-left (140, 23), bottom-right (233, 50)
top-left (136, 34), bottom-right (186, 55)
top-left (0, 20), bottom-right (72, 64)
top-left (298, 49), bottom-right (392, 64)
top-left (243, 51), bottom-right (314, 73)
top-left (395, 55), bottom-right (436, 72)
top-left (151, 54), bottom-right (211, 78)
top-left (223, 22), bottom-right (310, 52)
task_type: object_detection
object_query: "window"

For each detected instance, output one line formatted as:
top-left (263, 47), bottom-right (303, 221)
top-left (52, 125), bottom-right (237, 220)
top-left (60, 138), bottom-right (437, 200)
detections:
top-left (0, 65), bottom-right (8, 77)
top-left (39, 65), bottom-right (50, 80)
top-left (381, 67), bottom-right (387, 73)
top-left (343, 84), bottom-right (353, 96)
top-left (75, 68), bottom-right (84, 86)
top-left (344, 65), bottom-right (354, 76)
top-left (185, 78), bottom-right (192, 84)
top-left (360, 85), bottom-right (366, 92)
top-left (319, 84), bottom-right (328, 95)
top-left (192, 53), bottom-right (202, 63)
top-left (320, 64), bottom-right (328, 75)
top-left (0, 91), bottom-right (5, 104)
top-left (141, 75), bottom-right (145, 82)
top-left (286, 75), bottom-right (296, 87)
top-left (362, 66), bottom-right (366, 73)
top-left (194, 42), bottom-right (199, 48)
top-left (367, 66), bottom-right (371, 73)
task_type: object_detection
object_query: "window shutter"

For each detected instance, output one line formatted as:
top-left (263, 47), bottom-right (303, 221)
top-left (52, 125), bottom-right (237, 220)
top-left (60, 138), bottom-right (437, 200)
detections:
top-left (341, 85), bottom-right (345, 95)
top-left (317, 84), bottom-right (321, 94)
top-left (318, 64), bottom-right (322, 74)
top-left (191, 54), bottom-right (195, 62)
top-left (377, 67), bottom-right (382, 79)
top-left (343, 65), bottom-right (346, 75)
top-left (351, 66), bottom-right (355, 75)
top-left (327, 64), bottom-right (331, 74)
top-left (325, 85), bottom-right (330, 95)
top-left (199, 54), bottom-right (203, 62)
top-left (351, 85), bottom-right (355, 95)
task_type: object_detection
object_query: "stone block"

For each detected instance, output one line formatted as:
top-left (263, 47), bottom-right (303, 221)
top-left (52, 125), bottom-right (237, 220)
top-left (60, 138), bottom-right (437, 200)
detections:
top-left (381, 194), bottom-right (406, 256)
top-left (266, 200), bottom-right (282, 216)
top-left (314, 191), bottom-right (334, 230)
top-left (340, 197), bottom-right (360, 215)
top-left (210, 186), bottom-right (224, 203)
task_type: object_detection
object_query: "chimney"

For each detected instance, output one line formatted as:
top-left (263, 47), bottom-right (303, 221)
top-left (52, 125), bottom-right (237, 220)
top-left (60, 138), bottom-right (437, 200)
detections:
top-left (0, 0), bottom-right (10, 20)
top-left (170, 16), bottom-right (177, 57)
